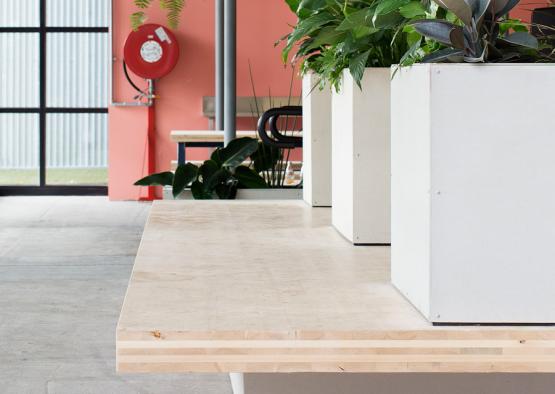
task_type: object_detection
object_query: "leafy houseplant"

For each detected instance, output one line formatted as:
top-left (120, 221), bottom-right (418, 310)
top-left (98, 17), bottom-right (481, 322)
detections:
top-left (135, 137), bottom-right (285, 200)
top-left (406, 0), bottom-right (555, 63)
top-left (281, 0), bottom-right (423, 89)
top-left (131, 0), bottom-right (186, 30)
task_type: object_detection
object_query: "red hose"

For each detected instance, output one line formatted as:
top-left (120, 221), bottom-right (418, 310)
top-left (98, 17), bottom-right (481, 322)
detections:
top-left (146, 99), bottom-right (156, 201)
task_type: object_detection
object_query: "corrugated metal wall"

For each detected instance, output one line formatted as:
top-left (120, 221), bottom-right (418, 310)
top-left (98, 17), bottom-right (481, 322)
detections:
top-left (0, 0), bottom-right (110, 170)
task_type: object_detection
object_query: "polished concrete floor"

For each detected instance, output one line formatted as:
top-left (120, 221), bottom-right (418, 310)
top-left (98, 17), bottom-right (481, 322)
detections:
top-left (0, 197), bottom-right (231, 394)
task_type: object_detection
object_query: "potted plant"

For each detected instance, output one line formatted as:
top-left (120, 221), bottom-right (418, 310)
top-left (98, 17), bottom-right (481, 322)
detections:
top-left (135, 137), bottom-right (302, 200)
top-left (284, 0), bottom-right (427, 244)
top-left (391, 0), bottom-right (555, 323)
top-left (281, 0), bottom-right (339, 207)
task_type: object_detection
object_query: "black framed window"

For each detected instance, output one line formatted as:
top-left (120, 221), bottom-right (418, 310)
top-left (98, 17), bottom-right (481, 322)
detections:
top-left (0, 0), bottom-right (110, 196)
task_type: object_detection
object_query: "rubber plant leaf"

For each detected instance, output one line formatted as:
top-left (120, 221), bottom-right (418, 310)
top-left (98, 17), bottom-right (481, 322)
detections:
top-left (501, 31), bottom-right (539, 49)
top-left (422, 47), bottom-right (465, 62)
top-left (234, 166), bottom-right (269, 189)
top-left (490, 0), bottom-right (520, 17)
top-left (467, 0), bottom-right (491, 22)
top-left (432, 0), bottom-right (473, 25)
top-left (449, 26), bottom-right (466, 49)
top-left (413, 20), bottom-right (460, 46)
top-left (134, 171), bottom-right (174, 186)
top-left (218, 138), bottom-right (260, 169)
top-left (172, 163), bottom-right (198, 198)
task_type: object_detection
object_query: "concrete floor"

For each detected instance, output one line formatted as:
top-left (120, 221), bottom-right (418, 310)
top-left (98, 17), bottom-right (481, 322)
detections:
top-left (0, 197), bottom-right (232, 394)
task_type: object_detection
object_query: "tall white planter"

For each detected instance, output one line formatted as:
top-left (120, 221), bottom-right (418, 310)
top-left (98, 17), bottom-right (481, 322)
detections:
top-left (302, 73), bottom-right (332, 207)
top-left (391, 63), bottom-right (555, 323)
top-left (332, 68), bottom-right (390, 245)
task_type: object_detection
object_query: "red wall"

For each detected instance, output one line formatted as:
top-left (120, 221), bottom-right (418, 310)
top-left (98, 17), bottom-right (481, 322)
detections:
top-left (109, 0), bottom-right (300, 200)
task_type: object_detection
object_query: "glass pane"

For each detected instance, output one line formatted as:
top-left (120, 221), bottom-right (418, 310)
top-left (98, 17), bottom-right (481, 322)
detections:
top-left (0, 33), bottom-right (39, 108)
top-left (0, 0), bottom-right (39, 27)
top-left (46, 113), bottom-right (108, 186)
top-left (47, 33), bottom-right (109, 108)
top-left (0, 114), bottom-right (39, 186)
top-left (47, 0), bottom-right (110, 27)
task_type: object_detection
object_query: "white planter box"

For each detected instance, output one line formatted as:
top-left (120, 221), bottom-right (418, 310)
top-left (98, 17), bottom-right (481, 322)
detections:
top-left (391, 63), bottom-right (555, 323)
top-left (332, 68), bottom-right (390, 245)
top-left (303, 73), bottom-right (332, 207)
top-left (164, 187), bottom-right (303, 200)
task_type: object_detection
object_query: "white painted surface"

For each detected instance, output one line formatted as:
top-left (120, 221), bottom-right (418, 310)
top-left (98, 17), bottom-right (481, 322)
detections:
top-left (332, 68), bottom-right (391, 244)
top-left (302, 73), bottom-right (332, 207)
top-left (230, 373), bottom-right (244, 394)
top-left (391, 63), bottom-right (555, 323)
top-left (166, 187), bottom-right (303, 200)
top-left (390, 65), bottom-right (431, 319)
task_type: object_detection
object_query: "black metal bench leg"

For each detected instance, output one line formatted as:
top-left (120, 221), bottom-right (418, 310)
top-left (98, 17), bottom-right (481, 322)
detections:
top-left (177, 143), bottom-right (186, 165)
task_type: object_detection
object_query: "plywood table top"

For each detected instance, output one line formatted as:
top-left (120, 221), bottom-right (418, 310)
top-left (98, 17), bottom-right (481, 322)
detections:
top-left (117, 201), bottom-right (555, 373)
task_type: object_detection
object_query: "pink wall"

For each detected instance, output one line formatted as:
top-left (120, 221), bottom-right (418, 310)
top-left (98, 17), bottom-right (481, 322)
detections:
top-left (109, 1), bottom-right (546, 200)
top-left (109, 0), bottom-right (300, 200)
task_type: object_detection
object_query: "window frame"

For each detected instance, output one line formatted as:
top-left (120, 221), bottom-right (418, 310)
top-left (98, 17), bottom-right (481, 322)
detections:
top-left (0, 0), bottom-right (109, 196)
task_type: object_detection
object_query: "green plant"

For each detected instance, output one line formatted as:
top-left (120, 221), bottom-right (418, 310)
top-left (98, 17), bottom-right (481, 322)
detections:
top-left (405, 0), bottom-right (555, 63)
top-left (131, 0), bottom-right (185, 30)
top-left (135, 138), bottom-right (277, 199)
top-left (281, 0), bottom-right (422, 89)
top-left (247, 61), bottom-right (301, 188)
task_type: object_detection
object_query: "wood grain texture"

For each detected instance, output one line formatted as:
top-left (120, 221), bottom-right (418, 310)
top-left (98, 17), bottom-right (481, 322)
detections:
top-left (117, 201), bottom-right (555, 373)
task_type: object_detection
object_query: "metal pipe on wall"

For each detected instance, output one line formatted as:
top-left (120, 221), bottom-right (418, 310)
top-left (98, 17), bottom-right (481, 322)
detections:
top-left (223, 0), bottom-right (237, 145)
top-left (215, 0), bottom-right (224, 131)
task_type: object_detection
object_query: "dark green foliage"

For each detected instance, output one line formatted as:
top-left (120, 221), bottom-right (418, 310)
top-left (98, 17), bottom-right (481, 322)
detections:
top-left (135, 137), bottom-right (274, 200)
top-left (405, 0), bottom-right (555, 63)
top-left (281, 0), bottom-right (419, 89)
top-left (132, 0), bottom-right (185, 30)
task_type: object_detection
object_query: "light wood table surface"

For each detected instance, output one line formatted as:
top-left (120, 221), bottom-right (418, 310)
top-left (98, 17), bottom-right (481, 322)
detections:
top-left (117, 201), bottom-right (555, 373)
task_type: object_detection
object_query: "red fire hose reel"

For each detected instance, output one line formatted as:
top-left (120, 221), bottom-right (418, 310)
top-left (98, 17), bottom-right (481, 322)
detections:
top-left (123, 24), bottom-right (180, 200)
top-left (124, 23), bottom-right (180, 79)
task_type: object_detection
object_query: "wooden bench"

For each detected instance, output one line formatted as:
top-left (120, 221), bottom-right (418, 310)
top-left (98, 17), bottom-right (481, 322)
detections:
top-left (117, 201), bottom-right (555, 378)
top-left (171, 130), bottom-right (302, 165)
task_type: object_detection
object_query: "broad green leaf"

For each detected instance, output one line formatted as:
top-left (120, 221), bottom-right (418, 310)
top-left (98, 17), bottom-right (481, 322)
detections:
top-left (285, 0), bottom-right (301, 13)
top-left (373, 0), bottom-right (411, 26)
top-left (191, 181), bottom-right (213, 199)
top-left (399, 2), bottom-right (427, 18)
top-left (219, 138), bottom-right (259, 169)
top-left (234, 166), bottom-right (269, 189)
top-left (134, 171), bottom-right (173, 187)
top-left (251, 142), bottom-right (281, 173)
top-left (349, 50), bottom-right (371, 89)
top-left (172, 163), bottom-right (198, 198)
